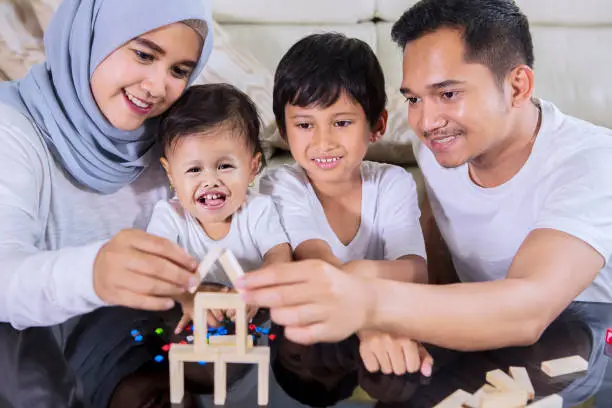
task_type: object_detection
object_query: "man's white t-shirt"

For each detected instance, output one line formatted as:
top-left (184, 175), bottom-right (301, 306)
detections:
top-left (146, 192), bottom-right (289, 286)
top-left (260, 161), bottom-right (426, 263)
top-left (414, 99), bottom-right (612, 302)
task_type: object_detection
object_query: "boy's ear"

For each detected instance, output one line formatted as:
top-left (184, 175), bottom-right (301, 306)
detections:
top-left (160, 157), bottom-right (174, 187)
top-left (249, 152), bottom-right (262, 182)
top-left (370, 110), bottom-right (388, 143)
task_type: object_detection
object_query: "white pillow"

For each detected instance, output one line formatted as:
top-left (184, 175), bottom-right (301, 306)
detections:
top-left (194, 21), bottom-right (278, 159)
top-left (0, 1), bottom-right (45, 81)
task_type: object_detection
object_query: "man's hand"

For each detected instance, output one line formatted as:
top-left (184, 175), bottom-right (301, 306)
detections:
top-left (93, 229), bottom-right (198, 310)
top-left (237, 260), bottom-right (373, 344)
top-left (358, 330), bottom-right (433, 376)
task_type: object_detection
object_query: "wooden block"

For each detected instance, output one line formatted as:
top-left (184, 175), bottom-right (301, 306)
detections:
top-left (433, 389), bottom-right (471, 408)
top-left (169, 357), bottom-right (185, 404)
top-left (541, 355), bottom-right (588, 377)
top-left (208, 334), bottom-right (253, 347)
top-left (486, 369), bottom-right (522, 392)
top-left (257, 353), bottom-right (270, 405)
top-left (169, 343), bottom-right (219, 362)
top-left (214, 360), bottom-right (227, 406)
top-left (527, 394), bottom-right (563, 407)
top-left (217, 345), bottom-right (270, 364)
top-left (194, 292), bottom-right (245, 351)
top-left (509, 366), bottom-right (535, 400)
top-left (218, 250), bottom-right (245, 286)
top-left (480, 390), bottom-right (528, 408)
top-left (192, 246), bottom-right (224, 293)
top-left (464, 384), bottom-right (497, 408)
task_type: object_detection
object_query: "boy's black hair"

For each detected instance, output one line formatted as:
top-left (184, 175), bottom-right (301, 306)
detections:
top-left (159, 83), bottom-right (266, 169)
top-left (391, 0), bottom-right (534, 85)
top-left (273, 32), bottom-right (386, 139)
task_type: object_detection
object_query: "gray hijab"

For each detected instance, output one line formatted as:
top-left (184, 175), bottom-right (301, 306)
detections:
top-left (0, 0), bottom-right (213, 193)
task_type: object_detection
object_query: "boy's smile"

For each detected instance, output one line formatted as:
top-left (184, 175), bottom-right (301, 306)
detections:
top-left (285, 91), bottom-right (385, 186)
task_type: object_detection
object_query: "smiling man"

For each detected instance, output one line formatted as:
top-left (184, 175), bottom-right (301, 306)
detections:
top-left (239, 0), bottom-right (612, 353)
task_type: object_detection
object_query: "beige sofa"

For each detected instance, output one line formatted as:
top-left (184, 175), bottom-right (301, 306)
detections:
top-left (1, 0), bottom-right (611, 197)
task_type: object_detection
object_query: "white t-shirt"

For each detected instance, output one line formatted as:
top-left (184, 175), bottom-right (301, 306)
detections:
top-left (146, 192), bottom-right (289, 286)
top-left (414, 99), bottom-right (612, 302)
top-left (259, 161), bottom-right (426, 263)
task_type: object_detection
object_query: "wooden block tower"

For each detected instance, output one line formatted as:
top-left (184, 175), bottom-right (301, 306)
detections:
top-left (169, 249), bottom-right (270, 406)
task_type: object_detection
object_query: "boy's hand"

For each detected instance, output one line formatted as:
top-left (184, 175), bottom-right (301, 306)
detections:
top-left (358, 330), bottom-right (433, 376)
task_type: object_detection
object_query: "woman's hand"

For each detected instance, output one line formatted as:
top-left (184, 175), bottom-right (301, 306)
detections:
top-left (93, 229), bottom-right (198, 311)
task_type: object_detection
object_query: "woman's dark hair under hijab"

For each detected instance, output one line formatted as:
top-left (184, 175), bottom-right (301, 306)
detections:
top-left (391, 0), bottom-right (534, 85)
top-left (273, 32), bottom-right (387, 139)
top-left (159, 83), bottom-right (266, 169)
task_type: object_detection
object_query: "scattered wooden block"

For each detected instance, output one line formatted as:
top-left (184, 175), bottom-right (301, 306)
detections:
top-left (606, 328), bottom-right (612, 345)
top-left (526, 394), bottom-right (563, 407)
top-left (464, 384), bottom-right (497, 408)
top-left (480, 390), bottom-right (528, 408)
top-left (433, 389), bottom-right (471, 408)
top-left (486, 369), bottom-right (522, 392)
top-left (541, 355), bottom-right (588, 377)
top-left (509, 366), bottom-right (535, 400)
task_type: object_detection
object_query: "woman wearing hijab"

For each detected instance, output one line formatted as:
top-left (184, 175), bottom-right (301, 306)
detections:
top-left (0, 0), bottom-right (212, 329)
top-left (0, 0), bottom-right (214, 406)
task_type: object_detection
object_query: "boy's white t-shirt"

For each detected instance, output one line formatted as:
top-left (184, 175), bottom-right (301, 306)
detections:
top-left (146, 192), bottom-right (289, 286)
top-left (260, 161), bottom-right (426, 263)
top-left (414, 99), bottom-right (612, 302)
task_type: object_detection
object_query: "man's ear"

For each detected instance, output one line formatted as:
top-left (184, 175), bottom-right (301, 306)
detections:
top-left (249, 152), bottom-right (262, 183)
top-left (160, 157), bottom-right (174, 188)
top-left (370, 109), bottom-right (388, 143)
top-left (507, 64), bottom-right (535, 108)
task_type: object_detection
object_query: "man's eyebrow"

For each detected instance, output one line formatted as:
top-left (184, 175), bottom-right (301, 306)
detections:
top-left (133, 38), bottom-right (166, 55)
top-left (400, 80), bottom-right (466, 95)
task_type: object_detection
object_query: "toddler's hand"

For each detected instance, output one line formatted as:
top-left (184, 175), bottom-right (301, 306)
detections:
top-left (358, 330), bottom-right (433, 376)
top-left (174, 284), bottom-right (231, 333)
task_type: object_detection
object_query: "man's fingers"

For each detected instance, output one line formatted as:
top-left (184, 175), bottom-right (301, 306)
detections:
top-left (270, 305), bottom-right (327, 327)
top-left (240, 281), bottom-right (327, 309)
top-left (284, 323), bottom-right (334, 345)
top-left (175, 314), bottom-right (191, 334)
top-left (399, 340), bottom-right (420, 374)
top-left (419, 344), bottom-right (434, 377)
top-left (237, 260), bottom-right (328, 290)
top-left (127, 230), bottom-right (198, 271)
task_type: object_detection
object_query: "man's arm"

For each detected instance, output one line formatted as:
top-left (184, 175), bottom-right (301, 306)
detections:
top-left (369, 228), bottom-right (603, 350)
top-left (342, 255), bottom-right (427, 283)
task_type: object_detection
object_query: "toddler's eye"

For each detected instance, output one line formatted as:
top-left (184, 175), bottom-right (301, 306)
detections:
top-left (335, 120), bottom-right (352, 127)
top-left (218, 163), bottom-right (235, 171)
top-left (186, 167), bottom-right (201, 174)
top-left (296, 122), bottom-right (312, 130)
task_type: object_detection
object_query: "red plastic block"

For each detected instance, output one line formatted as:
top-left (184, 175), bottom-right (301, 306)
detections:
top-left (606, 328), bottom-right (612, 345)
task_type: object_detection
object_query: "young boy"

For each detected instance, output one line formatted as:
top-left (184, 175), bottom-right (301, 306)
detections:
top-left (260, 33), bottom-right (432, 378)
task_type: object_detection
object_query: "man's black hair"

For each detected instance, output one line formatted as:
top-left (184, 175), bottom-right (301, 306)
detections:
top-left (391, 0), bottom-right (534, 84)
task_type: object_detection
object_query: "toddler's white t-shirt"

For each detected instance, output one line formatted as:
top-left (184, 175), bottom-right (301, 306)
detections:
top-left (147, 192), bottom-right (289, 286)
